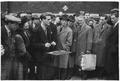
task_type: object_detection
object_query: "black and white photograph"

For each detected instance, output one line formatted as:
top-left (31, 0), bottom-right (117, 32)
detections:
top-left (1, 1), bottom-right (119, 80)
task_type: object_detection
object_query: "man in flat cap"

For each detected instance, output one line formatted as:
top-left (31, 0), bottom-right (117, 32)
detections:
top-left (104, 8), bottom-right (119, 80)
top-left (1, 14), bottom-right (24, 80)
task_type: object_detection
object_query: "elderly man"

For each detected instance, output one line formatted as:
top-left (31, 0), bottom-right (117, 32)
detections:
top-left (75, 16), bottom-right (93, 78)
top-left (104, 9), bottom-right (119, 80)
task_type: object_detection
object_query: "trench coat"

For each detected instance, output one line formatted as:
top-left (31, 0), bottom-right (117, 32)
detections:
top-left (55, 26), bottom-right (73, 68)
top-left (93, 23), bottom-right (111, 67)
top-left (75, 23), bottom-right (93, 67)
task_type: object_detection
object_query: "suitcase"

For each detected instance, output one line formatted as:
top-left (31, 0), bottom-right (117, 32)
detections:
top-left (81, 54), bottom-right (96, 71)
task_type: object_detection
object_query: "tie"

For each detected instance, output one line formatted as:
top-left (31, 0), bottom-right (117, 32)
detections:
top-left (60, 27), bottom-right (63, 32)
top-left (44, 29), bottom-right (47, 36)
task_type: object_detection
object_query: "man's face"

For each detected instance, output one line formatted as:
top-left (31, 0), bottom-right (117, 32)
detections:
top-left (9, 22), bottom-right (19, 31)
top-left (85, 13), bottom-right (90, 19)
top-left (99, 17), bottom-right (106, 25)
top-left (33, 19), bottom-right (40, 24)
top-left (44, 16), bottom-right (51, 26)
top-left (88, 21), bottom-right (94, 26)
top-left (55, 17), bottom-right (60, 23)
top-left (61, 20), bottom-right (68, 27)
top-left (24, 22), bottom-right (29, 30)
top-left (111, 14), bottom-right (118, 24)
top-left (77, 17), bottom-right (85, 26)
top-left (68, 21), bottom-right (72, 26)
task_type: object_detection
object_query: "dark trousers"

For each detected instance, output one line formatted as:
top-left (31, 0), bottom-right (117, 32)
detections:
top-left (36, 63), bottom-right (55, 80)
top-left (28, 60), bottom-right (36, 80)
top-left (59, 68), bottom-right (67, 80)
top-left (67, 68), bottom-right (74, 79)
top-left (23, 63), bottom-right (29, 79)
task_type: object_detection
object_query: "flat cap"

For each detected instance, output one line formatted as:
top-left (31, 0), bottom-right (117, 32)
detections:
top-left (5, 14), bottom-right (21, 23)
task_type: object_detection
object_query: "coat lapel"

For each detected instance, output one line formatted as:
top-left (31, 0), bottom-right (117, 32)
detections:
top-left (78, 24), bottom-right (86, 35)
top-left (100, 24), bottom-right (108, 37)
top-left (40, 26), bottom-right (47, 37)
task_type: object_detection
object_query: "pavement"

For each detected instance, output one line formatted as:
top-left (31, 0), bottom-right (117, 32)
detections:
top-left (70, 76), bottom-right (105, 80)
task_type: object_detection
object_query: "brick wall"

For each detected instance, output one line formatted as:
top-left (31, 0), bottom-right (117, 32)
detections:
top-left (1, 2), bottom-right (119, 14)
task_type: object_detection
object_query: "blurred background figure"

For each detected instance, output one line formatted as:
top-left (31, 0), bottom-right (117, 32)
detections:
top-left (92, 15), bottom-right (111, 79)
top-left (84, 12), bottom-right (90, 25)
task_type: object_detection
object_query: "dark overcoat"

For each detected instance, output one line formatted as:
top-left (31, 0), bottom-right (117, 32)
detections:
top-left (75, 23), bottom-right (93, 67)
top-left (93, 23), bottom-right (111, 67)
top-left (29, 24), bottom-right (54, 63)
top-left (104, 23), bottom-right (119, 74)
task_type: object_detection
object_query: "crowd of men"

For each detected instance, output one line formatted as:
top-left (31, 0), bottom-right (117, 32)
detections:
top-left (1, 8), bottom-right (119, 80)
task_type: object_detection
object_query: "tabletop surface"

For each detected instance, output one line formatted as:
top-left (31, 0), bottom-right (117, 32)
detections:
top-left (47, 50), bottom-right (71, 55)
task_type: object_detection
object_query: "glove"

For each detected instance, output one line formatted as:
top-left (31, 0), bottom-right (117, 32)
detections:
top-left (51, 41), bottom-right (56, 46)
top-left (45, 42), bottom-right (51, 48)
